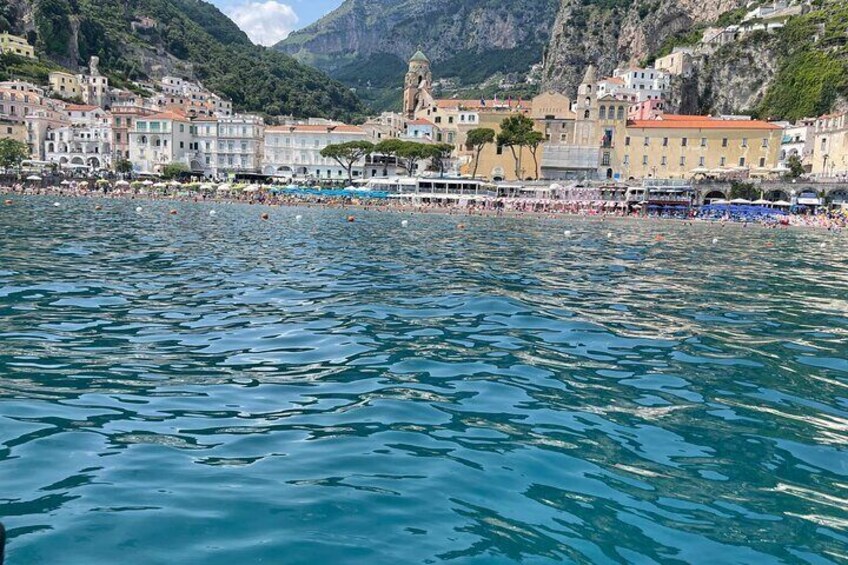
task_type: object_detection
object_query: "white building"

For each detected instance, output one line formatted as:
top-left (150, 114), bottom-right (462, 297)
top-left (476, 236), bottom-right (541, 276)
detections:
top-left (128, 110), bottom-right (194, 174)
top-left (361, 112), bottom-right (406, 142)
top-left (779, 118), bottom-right (815, 171)
top-left (44, 104), bottom-right (112, 170)
top-left (608, 67), bottom-right (670, 103)
top-left (263, 124), bottom-right (367, 179)
top-left (216, 114), bottom-right (264, 176)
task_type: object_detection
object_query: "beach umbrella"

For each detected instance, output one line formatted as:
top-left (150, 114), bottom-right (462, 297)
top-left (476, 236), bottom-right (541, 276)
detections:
top-left (26, 175), bottom-right (42, 181)
top-left (217, 184), bottom-right (232, 192)
top-left (115, 180), bottom-right (130, 186)
top-left (243, 185), bottom-right (259, 193)
top-left (142, 180), bottom-right (154, 186)
top-left (689, 167), bottom-right (709, 175)
top-left (168, 180), bottom-right (181, 187)
top-left (60, 180), bottom-right (71, 185)
top-left (772, 200), bottom-right (791, 207)
top-left (730, 198), bottom-right (752, 204)
top-left (752, 198), bottom-right (771, 205)
top-left (153, 182), bottom-right (167, 188)
top-left (711, 199), bottom-right (729, 204)
top-left (771, 164), bottom-right (791, 174)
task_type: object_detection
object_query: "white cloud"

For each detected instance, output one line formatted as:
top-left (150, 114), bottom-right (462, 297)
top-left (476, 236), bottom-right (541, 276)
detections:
top-left (228, 1), bottom-right (299, 46)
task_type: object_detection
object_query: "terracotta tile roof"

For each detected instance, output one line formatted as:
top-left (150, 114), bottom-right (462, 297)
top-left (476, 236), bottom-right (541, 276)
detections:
top-left (66, 104), bottom-right (99, 112)
top-left (600, 77), bottom-right (625, 85)
top-left (628, 115), bottom-right (781, 130)
top-left (265, 124), bottom-right (364, 134)
top-left (407, 119), bottom-right (435, 126)
top-left (434, 99), bottom-right (530, 111)
top-left (145, 110), bottom-right (189, 121)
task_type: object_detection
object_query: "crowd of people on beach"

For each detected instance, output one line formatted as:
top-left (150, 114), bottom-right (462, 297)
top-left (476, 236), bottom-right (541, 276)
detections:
top-left (2, 182), bottom-right (846, 232)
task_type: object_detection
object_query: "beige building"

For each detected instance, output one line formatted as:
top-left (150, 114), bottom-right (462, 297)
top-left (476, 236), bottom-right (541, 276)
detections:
top-left (49, 72), bottom-right (82, 100)
top-left (0, 117), bottom-right (28, 146)
top-left (128, 110), bottom-right (195, 174)
top-left (812, 112), bottom-right (848, 178)
top-left (0, 33), bottom-right (35, 59)
top-left (655, 48), bottom-right (694, 77)
top-left (622, 116), bottom-right (783, 180)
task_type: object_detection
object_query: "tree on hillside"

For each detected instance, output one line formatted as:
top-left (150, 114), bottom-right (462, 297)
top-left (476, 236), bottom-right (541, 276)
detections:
top-left (729, 181), bottom-right (758, 201)
top-left (524, 131), bottom-right (545, 181)
top-left (425, 143), bottom-right (454, 177)
top-left (497, 114), bottom-right (536, 180)
top-left (114, 157), bottom-right (133, 176)
top-left (396, 142), bottom-right (431, 176)
top-left (785, 154), bottom-right (805, 179)
top-left (465, 128), bottom-right (495, 179)
top-left (375, 138), bottom-right (406, 176)
top-left (0, 138), bottom-right (29, 170)
top-left (321, 140), bottom-right (374, 183)
top-left (161, 162), bottom-right (189, 180)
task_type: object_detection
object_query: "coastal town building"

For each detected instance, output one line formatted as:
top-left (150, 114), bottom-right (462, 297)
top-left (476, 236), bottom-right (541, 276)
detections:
top-left (112, 105), bottom-right (155, 161)
top-left (44, 105), bottom-right (113, 170)
top-left (214, 114), bottom-right (264, 175)
top-left (190, 116), bottom-right (219, 177)
top-left (48, 72), bottom-right (83, 100)
top-left (361, 112), bottom-right (406, 142)
top-left (0, 81), bottom-right (69, 159)
top-left (0, 117), bottom-right (27, 145)
top-left (0, 32), bottom-right (35, 59)
top-left (540, 66), bottom-right (783, 180)
top-left (655, 48), bottom-right (694, 77)
top-left (128, 110), bottom-right (194, 175)
top-left (403, 51), bottom-right (434, 120)
top-left (812, 112), bottom-right (848, 179)
top-left (596, 66), bottom-right (670, 103)
top-left (779, 118), bottom-right (815, 172)
top-left (263, 124), bottom-right (368, 179)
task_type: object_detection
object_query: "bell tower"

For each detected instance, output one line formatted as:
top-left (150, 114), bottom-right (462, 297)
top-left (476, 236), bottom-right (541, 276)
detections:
top-left (403, 50), bottom-right (432, 119)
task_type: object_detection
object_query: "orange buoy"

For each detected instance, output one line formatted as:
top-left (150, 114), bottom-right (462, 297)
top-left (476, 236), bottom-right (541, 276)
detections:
top-left (457, 223), bottom-right (465, 230)
top-left (347, 215), bottom-right (355, 222)
top-left (95, 205), bottom-right (102, 211)
top-left (3, 199), bottom-right (12, 205)
top-left (766, 241), bottom-right (774, 248)
top-left (655, 234), bottom-right (664, 242)
top-left (169, 209), bottom-right (177, 215)
top-left (261, 212), bottom-right (269, 220)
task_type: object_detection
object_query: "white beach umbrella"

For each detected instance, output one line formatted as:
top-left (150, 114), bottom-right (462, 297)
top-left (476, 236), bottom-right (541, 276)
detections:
top-left (26, 175), bottom-right (42, 181)
top-left (730, 198), bottom-right (752, 204)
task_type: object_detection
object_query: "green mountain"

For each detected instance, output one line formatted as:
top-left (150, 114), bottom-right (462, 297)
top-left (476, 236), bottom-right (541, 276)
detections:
top-left (275, 0), bottom-right (561, 111)
top-left (0, 0), bottom-right (366, 121)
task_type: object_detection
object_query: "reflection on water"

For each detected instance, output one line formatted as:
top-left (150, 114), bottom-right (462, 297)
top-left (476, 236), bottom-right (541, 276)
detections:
top-left (1, 196), bottom-right (847, 564)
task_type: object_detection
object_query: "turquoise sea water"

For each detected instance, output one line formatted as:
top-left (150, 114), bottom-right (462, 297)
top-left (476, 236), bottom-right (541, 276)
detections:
top-left (1, 196), bottom-right (847, 564)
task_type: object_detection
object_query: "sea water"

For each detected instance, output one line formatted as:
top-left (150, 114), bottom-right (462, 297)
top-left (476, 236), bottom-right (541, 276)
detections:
top-left (0, 197), bottom-right (846, 564)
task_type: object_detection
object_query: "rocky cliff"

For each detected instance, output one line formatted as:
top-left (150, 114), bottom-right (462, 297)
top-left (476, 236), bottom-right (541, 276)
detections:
top-left (276, 0), bottom-right (560, 110)
top-left (542, 0), bottom-right (744, 97)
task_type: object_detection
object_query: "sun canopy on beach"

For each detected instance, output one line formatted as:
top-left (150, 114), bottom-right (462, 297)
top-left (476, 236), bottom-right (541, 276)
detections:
top-left (26, 175), bottom-right (42, 181)
top-left (730, 198), bottom-right (752, 204)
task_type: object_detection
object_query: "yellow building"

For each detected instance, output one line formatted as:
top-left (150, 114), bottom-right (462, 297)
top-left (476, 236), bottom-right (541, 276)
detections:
top-left (0, 33), bottom-right (35, 59)
top-left (49, 71), bottom-right (82, 99)
top-left (811, 112), bottom-right (848, 178)
top-left (0, 117), bottom-right (28, 145)
top-left (621, 116), bottom-right (783, 180)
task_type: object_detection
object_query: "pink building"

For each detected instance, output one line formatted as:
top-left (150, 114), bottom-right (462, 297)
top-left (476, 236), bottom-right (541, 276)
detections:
top-left (628, 99), bottom-right (665, 121)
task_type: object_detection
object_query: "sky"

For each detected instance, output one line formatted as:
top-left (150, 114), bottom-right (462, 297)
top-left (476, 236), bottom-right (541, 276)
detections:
top-left (211, 0), bottom-right (344, 46)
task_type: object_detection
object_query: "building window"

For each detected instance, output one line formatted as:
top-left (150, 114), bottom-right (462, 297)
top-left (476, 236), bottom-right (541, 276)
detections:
top-left (720, 156), bottom-right (726, 166)
top-left (700, 138), bottom-right (707, 147)
top-left (435, 117), bottom-right (441, 124)
top-left (681, 138), bottom-right (688, 147)
top-left (759, 157), bottom-right (766, 167)
top-left (643, 137), bottom-right (650, 147)
top-left (662, 137), bottom-right (668, 147)
top-left (601, 152), bottom-right (610, 166)
top-left (448, 117), bottom-right (454, 124)
top-left (722, 138), bottom-right (728, 147)
top-left (623, 154), bottom-right (630, 165)
top-left (699, 156), bottom-right (705, 166)
top-left (642, 155), bottom-right (648, 165)
top-left (679, 156), bottom-right (686, 166)
top-left (599, 106), bottom-right (606, 120)
top-left (739, 157), bottom-right (745, 166)
top-left (741, 138), bottom-right (748, 148)
top-left (625, 136), bottom-right (630, 146)
top-left (761, 138), bottom-right (768, 148)
top-left (661, 156), bottom-right (667, 166)
top-left (617, 106), bottom-right (625, 120)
